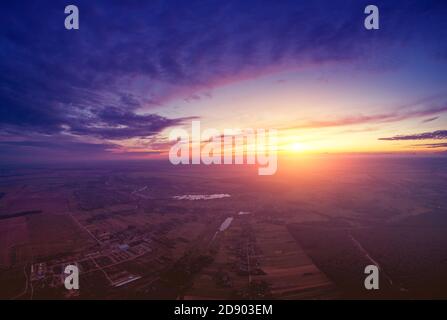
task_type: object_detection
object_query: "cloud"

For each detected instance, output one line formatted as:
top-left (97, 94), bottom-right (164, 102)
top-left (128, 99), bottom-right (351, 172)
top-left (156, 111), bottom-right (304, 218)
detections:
top-left (379, 130), bottom-right (447, 141)
top-left (412, 142), bottom-right (447, 148)
top-left (2, 1), bottom-right (446, 125)
top-left (339, 127), bottom-right (379, 134)
top-left (1, 1), bottom-right (447, 160)
top-left (66, 107), bottom-right (199, 139)
top-left (421, 116), bottom-right (439, 123)
top-left (286, 102), bottom-right (447, 130)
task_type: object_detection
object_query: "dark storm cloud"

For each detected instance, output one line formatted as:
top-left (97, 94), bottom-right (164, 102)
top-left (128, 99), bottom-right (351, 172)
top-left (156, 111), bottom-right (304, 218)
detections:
top-left (379, 130), bottom-right (447, 141)
top-left (0, 0), bottom-right (446, 156)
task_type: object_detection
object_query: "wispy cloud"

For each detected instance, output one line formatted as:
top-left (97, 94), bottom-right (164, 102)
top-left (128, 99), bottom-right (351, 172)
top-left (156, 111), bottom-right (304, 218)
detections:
top-left (1, 1), bottom-right (447, 160)
top-left (339, 127), bottom-right (379, 134)
top-left (421, 116), bottom-right (439, 123)
top-left (287, 103), bottom-right (447, 130)
top-left (379, 130), bottom-right (447, 141)
top-left (411, 142), bottom-right (447, 148)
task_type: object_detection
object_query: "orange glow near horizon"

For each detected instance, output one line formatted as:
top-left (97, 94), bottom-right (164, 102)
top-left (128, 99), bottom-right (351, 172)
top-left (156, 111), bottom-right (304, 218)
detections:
top-left (111, 127), bottom-right (446, 161)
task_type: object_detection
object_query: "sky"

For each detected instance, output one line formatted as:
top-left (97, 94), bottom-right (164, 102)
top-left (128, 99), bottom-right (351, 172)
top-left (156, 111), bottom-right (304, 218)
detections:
top-left (0, 0), bottom-right (447, 163)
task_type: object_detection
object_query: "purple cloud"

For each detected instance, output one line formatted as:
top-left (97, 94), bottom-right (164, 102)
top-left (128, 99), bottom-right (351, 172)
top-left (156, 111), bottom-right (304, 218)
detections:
top-left (379, 130), bottom-right (447, 141)
top-left (66, 107), bottom-right (198, 139)
top-left (412, 142), bottom-right (447, 148)
top-left (286, 101), bottom-right (447, 130)
top-left (421, 116), bottom-right (439, 123)
top-left (1, 1), bottom-right (447, 161)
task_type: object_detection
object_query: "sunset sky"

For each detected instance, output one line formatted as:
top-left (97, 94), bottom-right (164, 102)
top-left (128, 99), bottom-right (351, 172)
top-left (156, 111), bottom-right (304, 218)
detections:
top-left (1, 0), bottom-right (447, 163)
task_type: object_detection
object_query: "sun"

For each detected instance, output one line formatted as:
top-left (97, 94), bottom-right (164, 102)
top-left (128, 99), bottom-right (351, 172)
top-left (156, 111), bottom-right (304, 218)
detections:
top-left (288, 142), bottom-right (305, 152)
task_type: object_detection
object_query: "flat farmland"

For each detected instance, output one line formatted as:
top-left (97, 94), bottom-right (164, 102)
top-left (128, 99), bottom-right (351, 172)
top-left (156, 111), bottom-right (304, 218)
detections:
top-left (0, 217), bottom-right (28, 266)
top-left (252, 221), bottom-right (337, 299)
top-left (13, 213), bottom-right (93, 264)
top-left (184, 214), bottom-right (338, 299)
